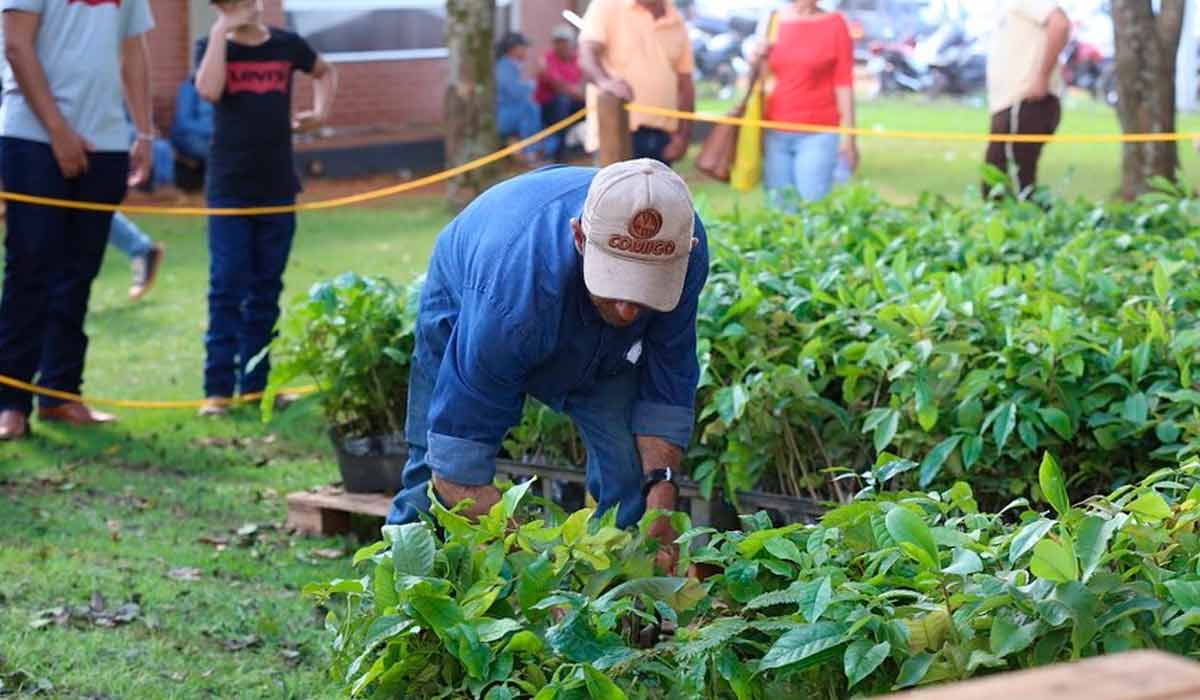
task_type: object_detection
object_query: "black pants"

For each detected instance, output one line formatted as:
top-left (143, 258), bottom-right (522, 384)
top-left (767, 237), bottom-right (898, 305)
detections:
top-left (0, 137), bottom-right (128, 413)
top-left (632, 127), bottom-right (674, 166)
top-left (984, 95), bottom-right (1062, 196)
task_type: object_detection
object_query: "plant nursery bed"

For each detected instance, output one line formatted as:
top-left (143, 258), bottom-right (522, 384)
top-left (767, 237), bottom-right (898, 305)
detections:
top-left (287, 456), bottom-right (826, 537)
top-left (881, 650), bottom-right (1200, 700)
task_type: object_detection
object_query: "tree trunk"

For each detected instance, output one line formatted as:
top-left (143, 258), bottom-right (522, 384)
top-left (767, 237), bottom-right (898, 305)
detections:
top-left (445, 0), bottom-right (499, 210)
top-left (1112, 0), bottom-right (1186, 199)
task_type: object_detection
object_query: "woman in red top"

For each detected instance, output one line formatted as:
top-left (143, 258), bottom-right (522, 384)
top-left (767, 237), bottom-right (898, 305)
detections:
top-left (760, 0), bottom-right (857, 207)
top-left (536, 25), bottom-right (585, 162)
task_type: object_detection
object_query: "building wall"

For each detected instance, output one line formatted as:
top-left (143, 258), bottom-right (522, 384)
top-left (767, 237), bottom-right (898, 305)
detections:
top-left (146, 0), bottom-right (574, 133)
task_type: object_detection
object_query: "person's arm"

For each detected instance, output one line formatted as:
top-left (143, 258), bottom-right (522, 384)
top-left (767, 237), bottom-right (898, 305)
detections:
top-left (662, 72), bottom-right (695, 161)
top-left (634, 214), bottom-right (709, 572)
top-left (1027, 6), bottom-right (1071, 99)
top-left (293, 56), bottom-right (337, 133)
top-left (194, 4), bottom-right (255, 103)
top-left (121, 33), bottom-right (152, 187)
top-left (426, 296), bottom-right (535, 520)
top-left (578, 0), bottom-right (633, 100)
top-left (834, 15), bottom-right (857, 171)
top-left (3, 9), bottom-right (92, 178)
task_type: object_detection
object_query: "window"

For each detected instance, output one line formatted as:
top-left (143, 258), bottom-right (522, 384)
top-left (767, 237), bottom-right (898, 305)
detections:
top-left (283, 0), bottom-right (516, 63)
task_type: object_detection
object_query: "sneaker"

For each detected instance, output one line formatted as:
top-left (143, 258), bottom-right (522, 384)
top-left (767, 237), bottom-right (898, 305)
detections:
top-left (129, 244), bottom-right (165, 302)
top-left (197, 398), bottom-right (230, 417)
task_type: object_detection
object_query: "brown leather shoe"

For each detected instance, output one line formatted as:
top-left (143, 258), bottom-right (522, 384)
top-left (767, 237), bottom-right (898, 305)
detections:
top-left (37, 403), bottom-right (118, 426)
top-left (0, 410), bottom-right (28, 440)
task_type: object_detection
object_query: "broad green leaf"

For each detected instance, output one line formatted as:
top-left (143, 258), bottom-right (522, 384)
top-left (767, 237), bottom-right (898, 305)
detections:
top-left (716, 384), bottom-right (749, 425)
top-left (893, 652), bottom-right (935, 689)
top-left (763, 536), bottom-right (806, 565)
top-left (583, 664), bottom-right (627, 700)
top-left (943, 548), bottom-right (983, 576)
top-left (961, 434), bottom-right (983, 469)
top-left (758, 622), bottom-right (848, 672)
top-left (1075, 515), bottom-right (1121, 582)
top-left (843, 640), bottom-right (890, 689)
top-left (875, 409), bottom-right (900, 453)
top-left (1127, 491), bottom-right (1172, 521)
top-left (918, 435), bottom-right (964, 488)
top-left (989, 616), bottom-right (1039, 657)
top-left (372, 559), bottom-right (398, 610)
top-left (1039, 408), bottom-right (1074, 440)
top-left (993, 402), bottom-right (1017, 450)
top-left (885, 507), bottom-right (939, 571)
top-left (801, 577), bottom-right (834, 623)
top-left (476, 618), bottom-right (523, 643)
top-left (1123, 392), bottom-right (1149, 425)
top-left (503, 630), bottom-right (545, 655)
top-left (1153, 260), bottom-right (1171, 304)
top-left (352, 540), bottom-right (388, 566)
top-left (1164, 580), bottom-right (1200, 609)
top-left (383, 523), bottom-right (435, 578)
top-left (1030, 539), bottom-right (1079, 583)
top-left (517, 552), bottom-right (557, 615)
top-left (1009, 518), bottom-right (1056, 565)
top-left (486, 686), bottom-right (515, 700)
top-left (500, 478), bottom-right (536, 520)
top-left (724, 561), bottom-right (763, 603)
top-left (1038, 452), bottom-right (1071, 517)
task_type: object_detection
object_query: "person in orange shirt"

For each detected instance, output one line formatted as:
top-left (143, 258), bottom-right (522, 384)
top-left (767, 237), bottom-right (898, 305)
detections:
top-left (578, 0), bottom-right (696, 166)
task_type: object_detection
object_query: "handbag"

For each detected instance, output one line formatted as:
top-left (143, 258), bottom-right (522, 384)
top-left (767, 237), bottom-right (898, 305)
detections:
top-left (730, 12), bottom-right (781, 193)
top-left (695, 99), bottom-right (750, 182)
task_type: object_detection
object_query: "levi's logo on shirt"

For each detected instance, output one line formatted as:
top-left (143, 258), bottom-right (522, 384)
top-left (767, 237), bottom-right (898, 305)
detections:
top-left (226, 61), bottom-right (291, 95)
top-left (67, 0), bottom-right (121, 5)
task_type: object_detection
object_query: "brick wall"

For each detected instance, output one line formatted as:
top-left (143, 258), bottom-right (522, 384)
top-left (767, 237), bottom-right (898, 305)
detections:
top-left (145, 0), bottom-right (574, 133)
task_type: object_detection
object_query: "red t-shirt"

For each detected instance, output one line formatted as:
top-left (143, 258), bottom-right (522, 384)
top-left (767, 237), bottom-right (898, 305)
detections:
top-left (535, 50), bottom-right (583, 105)
top-left (765, 12), bottom-right (854, 127)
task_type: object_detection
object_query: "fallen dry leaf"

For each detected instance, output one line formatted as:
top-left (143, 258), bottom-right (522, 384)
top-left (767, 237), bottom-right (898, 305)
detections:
top-left (167, 567), bottom-right (202, 582)
top-left (222, 635), bottom-right (261, 652)
top-left (310, 548), bottom-right (344, 560)
top-left (197, 535), bottom-right (230, 548)
top-left (106, 520), bottom-right (121, 542)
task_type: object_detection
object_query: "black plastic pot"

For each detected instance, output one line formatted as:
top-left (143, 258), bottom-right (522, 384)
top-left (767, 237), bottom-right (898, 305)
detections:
top-left (331, 431), bottom-right (407, 494)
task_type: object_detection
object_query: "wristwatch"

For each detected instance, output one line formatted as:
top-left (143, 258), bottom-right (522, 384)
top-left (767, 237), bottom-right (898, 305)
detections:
top-left (642, 467), bottom-right (679, 499)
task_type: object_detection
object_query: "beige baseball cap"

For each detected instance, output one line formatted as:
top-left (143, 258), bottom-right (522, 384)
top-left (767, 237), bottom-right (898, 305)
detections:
top-left (580, 159), bottom-right (697, 313)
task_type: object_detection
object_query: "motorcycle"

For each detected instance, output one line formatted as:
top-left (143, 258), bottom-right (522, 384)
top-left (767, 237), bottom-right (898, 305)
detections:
top-left (689, 16), bottom-right (753, 99)
top-left (916, 23), bottom-right (987, 97)
top-left (1063, 37), bottom-right (1108, 94)
top-left (867, 37), bottom-right (923, 95)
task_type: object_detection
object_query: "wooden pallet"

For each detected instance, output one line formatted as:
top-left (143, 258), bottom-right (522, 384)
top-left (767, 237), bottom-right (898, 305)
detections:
top-left (882, 650), bottom-right (1200, 700)
top-left (286, 486), bottom-right (392, 536)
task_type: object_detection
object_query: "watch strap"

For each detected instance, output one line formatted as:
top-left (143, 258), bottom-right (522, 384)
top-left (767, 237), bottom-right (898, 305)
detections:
top-left (642, 467), bottom-right (678, 498)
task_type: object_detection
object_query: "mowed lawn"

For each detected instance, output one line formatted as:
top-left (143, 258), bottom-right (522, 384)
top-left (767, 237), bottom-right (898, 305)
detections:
top-left (0, 95), bottom-right (1197, 698)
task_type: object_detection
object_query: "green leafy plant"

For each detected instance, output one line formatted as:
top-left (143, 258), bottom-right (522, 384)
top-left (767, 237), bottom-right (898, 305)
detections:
top-left (266, 273), bottom-right (418, 439)
top-left (308, 455), bottom-right (1200, 698)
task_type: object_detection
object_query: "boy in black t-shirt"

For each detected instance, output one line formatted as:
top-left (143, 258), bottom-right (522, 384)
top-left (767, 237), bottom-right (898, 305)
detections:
top-left (194, 0), bottom-right (337, 416)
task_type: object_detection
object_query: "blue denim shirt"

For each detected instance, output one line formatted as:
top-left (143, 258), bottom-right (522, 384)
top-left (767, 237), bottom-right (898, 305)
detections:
top-left (418, 166), bottom-right (709, 486)
top-left (495, 56), bottom-right (534, 122)
top-left (170, 78), bottom-right (214, 146)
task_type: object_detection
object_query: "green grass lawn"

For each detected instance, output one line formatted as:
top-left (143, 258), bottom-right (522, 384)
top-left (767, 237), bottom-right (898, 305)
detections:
top-left (0, 94), bottom-right (1196, 697)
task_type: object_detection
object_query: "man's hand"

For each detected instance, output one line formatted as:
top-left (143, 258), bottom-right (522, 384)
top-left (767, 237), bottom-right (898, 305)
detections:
top-left (128, 138), bottom-right (151, 187)
top-left (50, 125), bottom-right (92, 179)
top-left (292, 110), bottom-right (325, 134)
top-left (432, 474), bottom-right (502, 520)
top-left (598, 77), bottom-right (634, 102)
top-left (662, 129), bottom-right (690, 163)
top-left (646, 482), bottom-right (679, 574)
top-left (1025, 75), bottom-right (1051, 102)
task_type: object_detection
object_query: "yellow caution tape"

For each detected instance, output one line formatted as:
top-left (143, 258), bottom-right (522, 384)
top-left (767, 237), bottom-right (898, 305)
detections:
top-left (0, 109), bottom-right (586, 216)
top-left (626, 102), bottom-right (1200, 144)
top-left (0, 373), bottom-right (317, 409)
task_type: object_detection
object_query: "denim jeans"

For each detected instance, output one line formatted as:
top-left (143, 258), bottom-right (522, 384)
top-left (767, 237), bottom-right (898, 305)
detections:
top-left (541, 94), bottom-right (585, 161)
top-left (203, 202), bottom-right (295, 397)
top-left (0, 137), bottom-right (128, 413)
top-left (388, 365), bottom-right (648, 529)
top-left (632, 127), bottom-right (674, 165)
top-left (108, 212), bottom-right (155, 260)
top-left (763, 129), bottom-right (840, 209)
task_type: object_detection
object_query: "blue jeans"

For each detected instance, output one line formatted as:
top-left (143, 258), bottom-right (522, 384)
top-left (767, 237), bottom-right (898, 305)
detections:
top-left (0, 137), bottom-right (128, 413)
top-left (763, 129), bottom-right (840, 209)
top-left (170, 129), bottom-right (209, 164)
top-left (203, 202), bottom-right (296, 397)
top-left (541, 94), bottom-right (584, 161)
top-left (498, 101), bottom-right (546, 158)
top-left (632, 127), bottom-right (673, 165)
top-left (109, 212), bottom-right (155, 260)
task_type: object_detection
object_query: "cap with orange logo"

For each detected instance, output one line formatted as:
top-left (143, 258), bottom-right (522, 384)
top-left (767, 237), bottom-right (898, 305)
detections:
top-left (580, 159), bottom-right (697, 313)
